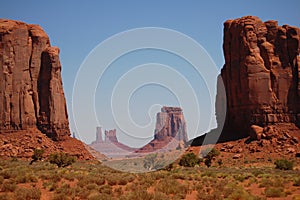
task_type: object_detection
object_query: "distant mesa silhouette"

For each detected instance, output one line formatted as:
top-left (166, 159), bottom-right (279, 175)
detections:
top-left (89, 106), bottom-right (188, 158)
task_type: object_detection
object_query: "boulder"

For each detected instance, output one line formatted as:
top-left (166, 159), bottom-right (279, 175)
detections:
top-left (249, 125), bottom-right (264, 140)
top-left (233, 154), bottom-right (242, 159)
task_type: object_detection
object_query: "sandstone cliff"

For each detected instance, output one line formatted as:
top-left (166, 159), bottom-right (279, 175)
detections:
top-left (0, 19), bottom-right (70, 141)
top-left (0, 19), bottom-right (93, 159)
top-left (219, 16), bottom-right (300, 139)
top-left (192, 16), bottom-right (300, 145)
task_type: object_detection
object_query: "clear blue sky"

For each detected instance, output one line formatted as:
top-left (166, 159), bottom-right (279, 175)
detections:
top-left (2, 1), bottom-right (300, 147)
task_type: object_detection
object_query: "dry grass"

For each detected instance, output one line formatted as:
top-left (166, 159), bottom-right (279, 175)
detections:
top-left (0, 159), bottom-right (299, 199)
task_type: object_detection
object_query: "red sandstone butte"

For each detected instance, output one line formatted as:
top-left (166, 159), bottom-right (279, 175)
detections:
top-left (219, 16), bottom-right (300, 137)
top-left (192, 16), bottom-right (300, 145)
top-left (0, 19), bottom-right (93, 159)
top-left (0, 19), bottom-right (69, 141)
top-left (137, 106), bottom-right (188, 153)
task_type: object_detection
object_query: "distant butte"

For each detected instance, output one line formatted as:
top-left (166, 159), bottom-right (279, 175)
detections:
top-left (89, 127), bottom-right (136, 158)
top-left (90, 106), bottom-right (188, 157)
top-left (137, 106), bottom-right (188, 153)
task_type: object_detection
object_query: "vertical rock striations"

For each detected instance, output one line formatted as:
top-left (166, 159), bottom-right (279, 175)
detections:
top-left (154, 106), bottom-right (188, 142)
top-left (137, 106), bottom-right (188, 152)
top-left (0, 19), bottom-right (70, 140)
top-left (217, 16), bottom-right (300, 139)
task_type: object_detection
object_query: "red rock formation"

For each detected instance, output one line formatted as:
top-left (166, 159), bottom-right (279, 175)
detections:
top-left (91, 106), bottom-right (188, 157)
top-left (154, 107), bottom-right (188, 142)
top-left (0, 19), bottom-right (93, 159)
top-left (137, 106), bottom-right (188, 152)
top-left (0, 128), bottom-right (94, 160)
top-left (0, 19), bottom-right (70, 141)
top-left (192, 16), bottom-right (300, 146)
top-left (218, 16), bottom-right (300, 139)
top-left (90, 127), bottom-right (136, 158)
top-left (95, 127), bottom-right (103, 143)
top-left (105, 129), bottom-right (118, 143)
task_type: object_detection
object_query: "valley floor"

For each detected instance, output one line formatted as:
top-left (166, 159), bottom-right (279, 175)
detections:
top-left (0, 159), bottom-right (299, 200)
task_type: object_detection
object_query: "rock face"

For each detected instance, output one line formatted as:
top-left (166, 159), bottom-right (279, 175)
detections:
top-left (105, 129), bottom-right (118, 143)
top-left (0, 19), bottom-right (70, 141)
top-left (91, 107), bottom-right (188, 156)
top-left (138, 106), bottom-right (188, 152)
top-left (217, 16), bottom-right (300, 139)
top-left (192, 16), bottom-right (300, 146)
top-left (90, 127), bottom-right (136, 158)
top-left (154, 107), bottom-right (188, 142)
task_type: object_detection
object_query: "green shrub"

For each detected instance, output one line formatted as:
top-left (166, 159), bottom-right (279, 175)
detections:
top-left (0, 169), bottom-right (18, 179)
top-left (259, 177), bottom-right (284, 188)
top-left (201, 148), bottom-right (220, 168)
top-left (204, 158), bottom-right (212, 168)
top-left (88, 193), bottom-right (111, 200)
top-left (43, 181), bottom-right (58, 191)
top-left (152, 192), bottom-right (169, 200)
top-left (86, 183), bottom-right (98, 190)
top-left (77, 176), bottom-right (105, 188)
top-left (179, 153), bottom-right (201, 167)
top-left (197, 192), bottom-right (223, 200)
top-left (1, 180), bottom-right (16, 192)
top-left (217, 159), bottom-right (223, 166)
top-left (0, 194), bottom-right (11, 200)
top-left (293, 178), bottom-right (300, 186)
top-left (143, 153), bottom-right (164, 171)
top-left (155, 178), bottom-right (188, 197)
top-left (99, 185), bottom-right (112, 195)
top-left (49, 152), bottom-right (76, 168)
top-left (30, 149), bottom-right (45, 164)
top-left (54, 183), bottom-right (71, 195)
top-left (14, 187), bottom-right (41, 200)
top-left (120, 189), bottom-right (153, 200)
top-left (51, 193), bottom-right (69, 200)
top-left (206, 148), bottom-right (220, 159)
top-left (265, 187), bottom-right (286, 197)
top-left (274, 159), bottom-right (293, 170)
top-left (16, 173), bottom-right (38, 183)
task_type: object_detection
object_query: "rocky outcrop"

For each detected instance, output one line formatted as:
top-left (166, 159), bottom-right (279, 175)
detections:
top-left (137, 106), bottom-right (188, 152)
top-left (154, 107), bottom-right (188, 142)
top-left (192, 16), bottom-right (300, 146)
top-left (91, 107), bottom-right (188, 157)
top-left (0, 19), bottom-right (70, 141)
top-left (105, 129), bottom-right (118, 143)
top-left (0, 128), bottom-right (94, 160)
top-left (90, 127), bottom-right (136, 158)
top-left (218, 16), bottom-right (300, 139)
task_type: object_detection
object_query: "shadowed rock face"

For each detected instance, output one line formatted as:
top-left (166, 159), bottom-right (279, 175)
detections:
top-left (217, 16), bottom-right (300, 139)
top-left (0, 19), bottom-right (70, 141)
